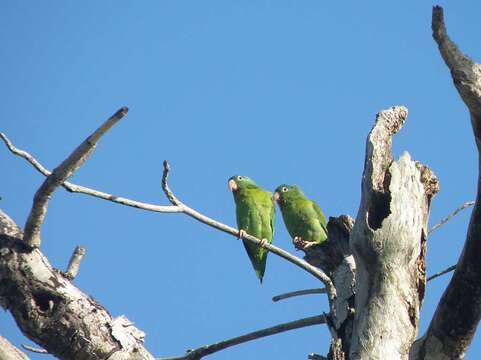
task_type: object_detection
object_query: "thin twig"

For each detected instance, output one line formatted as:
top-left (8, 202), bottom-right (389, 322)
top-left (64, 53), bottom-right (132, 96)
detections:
top-left (272, 288), bottom-right (327, 302)
top-left (0, 133), bottom-right (182, 214)
top-left (65, 246), bottom-right (86, 280)
top-left (157, 315), bottom-right (326, 360)
top-left (429, 201), bottom-right (474, 235)
top-left (21, 344), bottom-right (48, 354)
top-left (22, 107), bottom-right (129, 248)
top-left (427, 265), bottom-right (456, 282)
top-left (161, 161), bottom-right (337, 306)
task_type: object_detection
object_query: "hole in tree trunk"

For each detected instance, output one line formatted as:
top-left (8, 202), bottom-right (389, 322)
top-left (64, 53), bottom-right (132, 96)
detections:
top-left (33, 291), bottom-right (54, 312)
top-left (367, 173), bottom-right (392, 230)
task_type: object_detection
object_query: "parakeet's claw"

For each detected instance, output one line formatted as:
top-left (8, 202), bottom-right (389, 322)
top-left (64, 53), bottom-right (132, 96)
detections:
top-left (294, 236), bottom-right (319, 251)
top-left (259, 238), bottom-right (268, 248)
top-left (293, 236), bottom-right (306, 250)
top-left (238, 229), bottom-right (247, 240)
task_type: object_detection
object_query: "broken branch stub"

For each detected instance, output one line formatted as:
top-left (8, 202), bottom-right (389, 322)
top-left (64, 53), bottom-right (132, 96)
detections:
top-left (350, 106), bottom-right (438, 360)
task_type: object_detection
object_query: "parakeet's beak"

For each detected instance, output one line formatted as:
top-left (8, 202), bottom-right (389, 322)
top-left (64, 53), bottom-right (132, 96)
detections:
top-left (273, 192), bottom-right (280, 202)
top-left (228, 179), bottom-right (238, 192)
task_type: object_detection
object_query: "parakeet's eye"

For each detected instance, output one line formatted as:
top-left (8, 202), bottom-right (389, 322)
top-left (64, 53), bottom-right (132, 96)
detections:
top-left (282, 187), bottom-right (288, 192)
top-left (237, 176), bottom-right (243, 180)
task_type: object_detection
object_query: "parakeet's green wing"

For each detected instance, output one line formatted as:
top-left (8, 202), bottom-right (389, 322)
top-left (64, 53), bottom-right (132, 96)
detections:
top-left (270, 198), bottom-right (276, 239)
top-left (234, 188), bottom-right (274, 282)
top-left (312, 201), bottom-right (328, 239)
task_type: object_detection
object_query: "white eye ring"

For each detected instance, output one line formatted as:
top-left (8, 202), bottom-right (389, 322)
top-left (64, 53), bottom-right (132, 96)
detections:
top-left (282, 187), bottom-right (288, 192)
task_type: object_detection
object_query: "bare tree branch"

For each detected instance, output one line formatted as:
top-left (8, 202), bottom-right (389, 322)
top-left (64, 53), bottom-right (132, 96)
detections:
top-left (157, 315), bottom-right (326, 360)
top-left (1, 124), bottom-right (336, 307)
top-left (0, 209), bottom-right (155, 360)
top-left (0, 336), bottom-right (31, 360)
top-left (0, 133), bottom-right (182, 214)
top-left (272, 288), bottom-right (326, 302)
top-left (21, 344), bottom-right (48, 354)
top-left (1, 130), bottom-right (338, 308)
top-left (65, 245), bottom-right (86, 280)
top-left (427, 265), bottom-right (456, 282)
top-left (411, 6), bottom-right (481, 359)
top-left (161, 160), bottom-right (337, 306)
top-left (429, 201), bottom-right (474, 235)
top-left (22, 107), bottom-right (128, 248)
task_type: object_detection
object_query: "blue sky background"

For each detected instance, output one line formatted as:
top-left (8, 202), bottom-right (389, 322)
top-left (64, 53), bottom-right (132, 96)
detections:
top-left (1, 1), bottom-right (480, 359)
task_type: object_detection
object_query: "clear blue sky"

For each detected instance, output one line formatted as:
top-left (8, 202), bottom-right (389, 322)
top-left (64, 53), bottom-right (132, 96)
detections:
top-left (1, 1), bottom-right (480, 359)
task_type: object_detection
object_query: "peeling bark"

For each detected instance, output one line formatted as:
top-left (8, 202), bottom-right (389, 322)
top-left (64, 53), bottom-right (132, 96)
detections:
top-left (411, 7), bottom-right (481, 360)
top-left (0, 210), bottom-right (155, 360)
top-left (349, 107), bottom-right (438, 360)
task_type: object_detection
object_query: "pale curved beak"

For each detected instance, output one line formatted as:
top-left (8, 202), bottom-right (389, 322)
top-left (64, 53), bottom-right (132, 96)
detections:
top-left (273, 192), bottom-right (280, 202)
top-left (228, 179), bottom-right (238, 192)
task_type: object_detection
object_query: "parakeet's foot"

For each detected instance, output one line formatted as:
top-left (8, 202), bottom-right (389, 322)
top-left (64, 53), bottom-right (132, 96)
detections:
top-left (258, 238), bottom-right (268, 248)
top-left (238, 229), bottom-right (247, 240)
top-left (293, 236), bottom-right (306, 250)
top-left (293, 236), bottom-right (319, 251)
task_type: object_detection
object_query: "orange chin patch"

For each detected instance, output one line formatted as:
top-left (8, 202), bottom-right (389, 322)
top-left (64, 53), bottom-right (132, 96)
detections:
top-left (228, 179), bottom-right (238, 192)
top-left (273, 192), bottom-right (280, 202)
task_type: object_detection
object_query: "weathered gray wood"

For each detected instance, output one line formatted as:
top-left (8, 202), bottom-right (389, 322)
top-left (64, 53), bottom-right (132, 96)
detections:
top-left (349, 106), bottom-right (438, 360)
top-left (65, 245), bottom-right (86, 280)
top-left (410, 7), bottom-right (481, 360)
top-left (0, 209), bottom-right (155, 360)
top-left (0, 336), bottom-right (30, 360)
top-left (23, 107), bottom-right (128, 248)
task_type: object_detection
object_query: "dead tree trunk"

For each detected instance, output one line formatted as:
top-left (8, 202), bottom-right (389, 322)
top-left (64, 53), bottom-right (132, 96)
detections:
top-left (300, 107), bottom-right (438, 360)
top-left (349, 107), bottom-right (437, 359)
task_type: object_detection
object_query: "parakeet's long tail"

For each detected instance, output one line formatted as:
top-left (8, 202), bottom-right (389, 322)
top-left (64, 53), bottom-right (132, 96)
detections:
top-left (242, 240), bottom-right (268, 284)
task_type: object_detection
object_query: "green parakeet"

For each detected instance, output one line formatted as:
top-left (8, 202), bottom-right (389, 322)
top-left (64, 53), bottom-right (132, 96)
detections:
top-left (228, 175), bottom-right (275, 283)
top-left (273, 184), bottom-right (328, 244)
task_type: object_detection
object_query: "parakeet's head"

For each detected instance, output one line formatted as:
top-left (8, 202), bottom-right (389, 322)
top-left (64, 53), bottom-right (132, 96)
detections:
top-left (228, 175), bottom-right (257, 192)
top-left (273, 184), bottom-right (304, 205)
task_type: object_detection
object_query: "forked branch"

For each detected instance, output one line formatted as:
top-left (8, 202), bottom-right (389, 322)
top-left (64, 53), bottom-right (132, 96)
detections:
top-left (0, 133), bottom-right (182, 214)
top-left (23, 107), bottom-right (128, 248)
top-left (1, 124), bottom-right (336, 308)
top-left (1, 130), bottom-right (336, 303)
